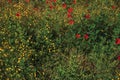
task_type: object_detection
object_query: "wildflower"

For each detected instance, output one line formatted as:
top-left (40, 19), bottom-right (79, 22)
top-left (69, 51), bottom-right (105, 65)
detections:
top-left (115, 38), bottom-right (120, 45)
top-left (0, 47), bottom-right (3, 51)
top-left (25, 0), bottom-right (30, 3)
top-left (53, 0), bottom-right (56, 3)
top-left (69, 20), bottom-right (74, 25)
top-left (62, 3), bottom-right (67, 9)
top-left (8, 0), bottom-right (12, 3)
top-left (68, 7), bottom-right (73, 13)
top-left (84, 34), bottom-right (89, 40)
top-left (85, 4), bottom-right (89, 7)
top-left (16, 12), bottom-right (20, 17)
top-left (117, 55), bottom-right (120, 61)
top-left (33, 8), bottom-right (39, 11)
top-left (112, 5), bottom-right (116, 9)
top-left (76, 34), bottom-right (81, 39)
top-left (67, 12), bottom-right (72, 18)
top-left (85, 14), bottom-right (90, 19)
top-left (46, 0), bottom-right (49, 4)
top-left (49, 5), bottom-right (54, 10)
top-left (73, 0), bottom-right (76, 4)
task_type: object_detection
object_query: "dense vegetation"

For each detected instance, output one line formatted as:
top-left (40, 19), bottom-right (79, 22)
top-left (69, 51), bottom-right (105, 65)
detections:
top-left (0, 0), bottom-right (120, 80)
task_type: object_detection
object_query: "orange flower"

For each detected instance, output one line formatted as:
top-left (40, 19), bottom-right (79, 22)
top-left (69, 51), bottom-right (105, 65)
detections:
top-left (69, 20), bottom-right (74, 25)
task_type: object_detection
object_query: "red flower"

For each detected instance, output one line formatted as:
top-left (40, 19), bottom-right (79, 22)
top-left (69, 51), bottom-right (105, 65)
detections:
top-left (73, 0), bottom-right (76, 4)
top-left (69, 20), bottom-right (74, 25)
top-left (67, 13), bottom-right (72, 18)
top-left (84, 34), bottom-right (89, 40)
top-left (85, 4), bottom-right (89, 7)
top-left (68, 7), bottom-right (73, 13)
top-left (46, 0), bottom-right (49, 4)
top-left (112, 5), bottom-right (116, 9)
top-left (8, 0), bottom-right (12, 3)
top-left (16, 12), bottom-right (20, 17)
top-left (115, 38), bottom-right (120, 45)
top-left (49, 5), bottom-right (54, 10)
top-left (33, 8), bottom-right (39, 11)
top-left (25, 0), bottom-right (30, 3)
top-left (62, 3), bottom-right (67, 9)
top-left (76, 34), bottom-right (81, 39)
top-left (117, 55), bottom-right (120, 61)
top-left (85, 14), bottom-right (90, 19)
top-left (53, 0), bottom-right (57, 3)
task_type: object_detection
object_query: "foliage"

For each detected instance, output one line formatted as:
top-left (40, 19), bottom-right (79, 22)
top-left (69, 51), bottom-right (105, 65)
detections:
top-left (0, 0), bottom-right (120, 80)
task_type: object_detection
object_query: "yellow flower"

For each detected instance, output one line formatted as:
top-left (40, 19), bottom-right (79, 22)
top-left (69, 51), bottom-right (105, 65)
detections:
top-left (119, 73), bottom-right (120, 76)
top-left (0, 48), bottom-right (3, 51)
top-left (34, 72), bottom-right (36, 77)
top-left (118, 78), bottom-right (120, 80)
top-left (6, 78), bottom-right (9, 80)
